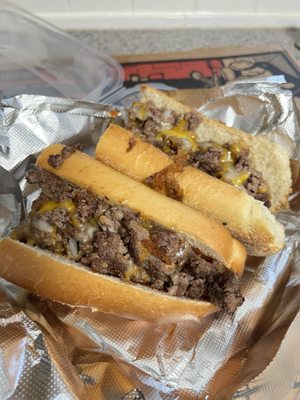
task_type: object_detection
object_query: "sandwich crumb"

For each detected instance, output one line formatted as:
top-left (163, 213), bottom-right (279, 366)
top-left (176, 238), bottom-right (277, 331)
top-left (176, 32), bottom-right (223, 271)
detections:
top-left (61, 143), bottom-right (82, 159)
top-left (48, 143), bottom-right (83, 168)
top-left (48, 154), bottom-right (64, 169)
top-left (126, 137), bottom-right (137, 152)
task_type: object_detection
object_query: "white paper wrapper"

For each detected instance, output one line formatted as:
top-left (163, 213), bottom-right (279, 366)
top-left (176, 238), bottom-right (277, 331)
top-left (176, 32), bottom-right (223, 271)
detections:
top-left (0, 78), bottom-right (299, 399)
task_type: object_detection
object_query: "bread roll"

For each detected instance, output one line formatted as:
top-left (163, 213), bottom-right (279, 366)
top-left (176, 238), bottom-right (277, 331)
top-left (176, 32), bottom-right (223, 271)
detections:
top-left (139, 84), bottom-right (291, 212)
top-left (96, 124), bottom-right (285, 256)
top-left (0, 144), bottom-right (246, 321)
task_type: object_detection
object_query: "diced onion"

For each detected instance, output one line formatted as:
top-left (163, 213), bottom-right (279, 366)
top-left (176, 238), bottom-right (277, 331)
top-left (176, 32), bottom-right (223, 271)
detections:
top-left (32, 218), bottom-right (53, 233)
top-left (67, 238), bottom-right (78, 258)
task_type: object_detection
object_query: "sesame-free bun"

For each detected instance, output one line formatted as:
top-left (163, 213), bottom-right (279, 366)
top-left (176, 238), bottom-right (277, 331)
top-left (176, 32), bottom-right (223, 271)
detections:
top-left (96, 124), bottom-right (285, 256)
top-left (0, 238), bottom-right (218, 321)
top-left (0, 145), bottom-right (246, 321)
top-left (36, 144), bottom-right (246, 273)
top-left (139, 84), bottom-right (291, 213)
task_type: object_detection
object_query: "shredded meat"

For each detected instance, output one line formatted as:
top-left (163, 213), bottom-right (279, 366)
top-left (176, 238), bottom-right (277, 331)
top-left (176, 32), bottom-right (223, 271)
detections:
top-left (127, 102), bottom-right (271, 208)
top-left (17, 167), bottom-right (244, 312)
top-left (127, 101), bottom-right (201, 147)
top-left (244, 173), bottom-right (271, 207)
top-left (48, 154), bottom-right (64, 169)
top-left (235, 150), bottom-right (271, 207)
top-left (185, 111), bottom-right (202, 130)
top-left (51, 208), bottom-right (71, 230)
top-left (91, 232), bottom-right (128, 276)
top-left (183, 256), bottom-right (243, 313)
top-left (189, 145), bottom-right (223, 177)
top-left (235, 150), bottom-right (250, 172)
top-left (47, 144), bottom-right (82, 169)
top-left (61, 143), bottom-right (82, 159)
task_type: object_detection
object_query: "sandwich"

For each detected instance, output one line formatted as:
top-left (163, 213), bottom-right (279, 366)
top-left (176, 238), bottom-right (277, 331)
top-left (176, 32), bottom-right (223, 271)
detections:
top-left (0, 144), bottom-right (246, 321)
top-left (95, 85), bottom-right (290, 256)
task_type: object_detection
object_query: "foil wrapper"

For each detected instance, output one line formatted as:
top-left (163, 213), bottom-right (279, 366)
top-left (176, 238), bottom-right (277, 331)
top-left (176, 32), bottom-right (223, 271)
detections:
top-left (0, 79), bottom-right (300, 399)
top-left (199, 76), bottom-right (300, 160)
top-left (0, 165), bottom-right (22, 237)
top-left (0, 94), bottom-right (122, 183)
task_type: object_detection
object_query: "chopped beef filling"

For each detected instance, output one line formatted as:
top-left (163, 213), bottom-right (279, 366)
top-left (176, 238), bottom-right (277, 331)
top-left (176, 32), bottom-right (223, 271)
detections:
top-left (189, 144), bottom-right (223, 176)
top-left (127, 101), bottom-right (201, 153)
top-left (189, 146), bottom-right (271, 207)
top-left (127, 101), bottom-right (271, 208)
top-left (48, 154), bottom-right (64, 169)
top-left (48, 143), bottom-right (82, 169)
top-left (16, 168), bottom-right (244, 313)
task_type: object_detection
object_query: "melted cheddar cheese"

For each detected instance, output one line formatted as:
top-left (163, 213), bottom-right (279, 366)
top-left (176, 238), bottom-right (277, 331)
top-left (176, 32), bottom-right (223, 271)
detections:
top-left (158, 119), bottom-right (198, 151)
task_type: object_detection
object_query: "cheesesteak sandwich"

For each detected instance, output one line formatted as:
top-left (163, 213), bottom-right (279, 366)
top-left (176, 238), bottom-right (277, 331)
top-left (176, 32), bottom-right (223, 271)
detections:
top-left (0, 144), bottom-right (246, 321)
top-left (95, 85), bottom-right (290, 256)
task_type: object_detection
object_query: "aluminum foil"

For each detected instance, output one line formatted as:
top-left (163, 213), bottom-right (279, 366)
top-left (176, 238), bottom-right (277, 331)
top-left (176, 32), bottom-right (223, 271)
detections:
top-left (0, 165), bottom-right (22, 236)
top-left (198, 75), bottom-right (300, 160)
top-left (0, 80), bottom-right (300, 400)
top-left (0, 94), bottom-right (122, 180)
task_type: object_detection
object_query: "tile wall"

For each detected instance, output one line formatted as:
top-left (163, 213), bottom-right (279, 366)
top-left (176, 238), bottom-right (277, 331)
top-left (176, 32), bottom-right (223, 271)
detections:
top-left (7, 0), bottom-right (300, 29)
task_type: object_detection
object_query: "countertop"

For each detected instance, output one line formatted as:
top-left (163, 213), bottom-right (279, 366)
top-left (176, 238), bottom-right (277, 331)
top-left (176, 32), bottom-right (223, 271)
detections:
top-left (71, 28), bottom-right (300, 61)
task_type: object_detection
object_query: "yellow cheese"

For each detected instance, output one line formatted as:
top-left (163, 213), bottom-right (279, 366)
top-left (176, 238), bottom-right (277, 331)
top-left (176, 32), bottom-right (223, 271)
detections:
top-left (133, 102), bottom-right (147, 119)
top-left (231, 171), bottom-right (250, 186)
top-left (230, 140), bottom-right (247, 156)
top-left (38, 200), bottom-right (76, 214)
top-left (38, 200), bottom-right (80, 227)
top-left (158, 119), bottom-right (198, 151)
top-left (124, 264), bottom-right (151, 283)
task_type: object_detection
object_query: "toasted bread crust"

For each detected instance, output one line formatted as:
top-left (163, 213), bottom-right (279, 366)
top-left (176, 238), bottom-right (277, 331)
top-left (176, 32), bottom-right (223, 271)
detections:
top-left (96, 124), bottom-right (285, 256)
top-left (37, 144), bottom-right (246, 273)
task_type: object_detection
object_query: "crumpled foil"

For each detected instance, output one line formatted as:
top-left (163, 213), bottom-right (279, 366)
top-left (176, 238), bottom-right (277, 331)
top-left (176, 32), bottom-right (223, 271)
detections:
top-left (0, 78), bottom-right (300, 400)
top-left (0, 165), bottom-right (22, 236)
top-left (0, 94), bottom-right (122, 187)
top-left (199, 75), bottom-right (300, 160)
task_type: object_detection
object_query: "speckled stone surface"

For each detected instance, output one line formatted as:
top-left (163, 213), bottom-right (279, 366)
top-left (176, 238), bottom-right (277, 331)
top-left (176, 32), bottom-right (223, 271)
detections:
top-left (70, 28), bottom-right (300, 62)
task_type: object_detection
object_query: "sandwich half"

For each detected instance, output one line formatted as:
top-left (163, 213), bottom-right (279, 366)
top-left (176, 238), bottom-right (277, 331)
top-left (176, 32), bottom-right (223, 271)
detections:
top-left (95, 85), bottom-right (290, 256)
top-left (0, 144), bottom-right (246, 321)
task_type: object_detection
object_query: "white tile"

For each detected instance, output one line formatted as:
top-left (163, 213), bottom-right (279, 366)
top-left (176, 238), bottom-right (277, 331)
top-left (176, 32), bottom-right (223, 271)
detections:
top-left (9, 0), bottom-right (68, 13)
top-left (69, 0), bottom-right (132, 12)
top-left (41, 11), bottom-right (300, 29)
top-left (46, 12), bottom-right (185, 30)
top-left (195, 0), bottom-right (256, 13)
top-left (133, 0), bottom-right (194, 13)
top-left (256, 0), bottom-right (300, 13)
